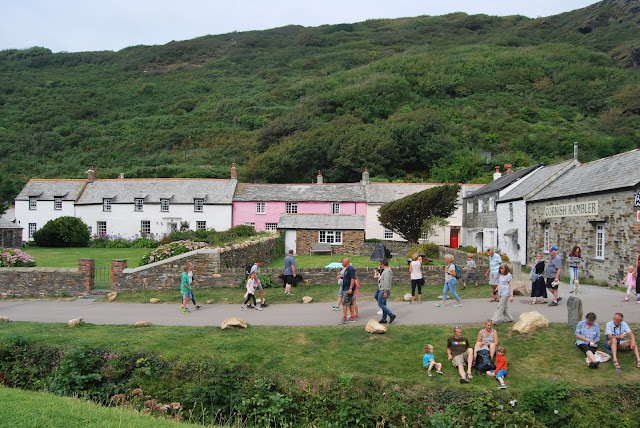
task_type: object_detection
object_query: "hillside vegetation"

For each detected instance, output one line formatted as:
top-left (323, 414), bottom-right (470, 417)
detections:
top-left (1, 0), bottom-right (639, 210)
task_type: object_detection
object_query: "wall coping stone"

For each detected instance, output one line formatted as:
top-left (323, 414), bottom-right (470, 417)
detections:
top-left (0, 267), bottom-right (78, 273)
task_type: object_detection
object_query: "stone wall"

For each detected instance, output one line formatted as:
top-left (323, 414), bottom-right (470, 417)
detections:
top-left (295, 230), bottom-right (365, 255)
top-left (356, 241), bottom-right (414, 257)
top-left (0, 259), bottom-right (93, 297)
top-left (1, 229), bottom-right (22, 248)
top-left (438, 247), bottom-right (490, 273)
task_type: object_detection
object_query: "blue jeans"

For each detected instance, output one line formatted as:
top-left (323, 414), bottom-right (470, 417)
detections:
top-left (377, 290), bottom-right (393, 321)
top-left (443, 279), bottom-right (460, 302)
top-left (374, 287), bottom-right (380, 301)
top-left (569, 267), bottom-right (579, 291)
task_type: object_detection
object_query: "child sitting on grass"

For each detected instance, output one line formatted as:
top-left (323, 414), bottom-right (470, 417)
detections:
top-left (422, 344), bottom-right (443, 377)
top-left (487, 345), bottom-right (508, 389)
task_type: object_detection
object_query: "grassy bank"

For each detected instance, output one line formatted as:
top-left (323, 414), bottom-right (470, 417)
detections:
top-left (22, 247), bottom-right (150, 268)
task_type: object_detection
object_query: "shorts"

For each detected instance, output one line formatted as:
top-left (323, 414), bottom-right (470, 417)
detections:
top-left (285, 275), bottom-right (296, 285)
top-left (489, 369), bottom-right (507, 378)
top-left (182, 292), bottom-right (192, 300)
top-left (577, 343), bottom-right (597, 354)
top-left (338, 285), bottom-right (343, 297)
top-left (546, 278), bottom-right (558, 289)
top-left (465, 271), bottom-right (477, 282)
top-left (452, 352), bottom-right (469, 368)
top-left (605, 339), bottom-right (630, 352)
top-left (342, 291), bottom-right (354, 307)
top-left (489, 272), bottom-right (500, 286)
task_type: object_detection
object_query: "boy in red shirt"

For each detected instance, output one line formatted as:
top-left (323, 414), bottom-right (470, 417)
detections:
top-left (487, 345), bottom-right (508, 389)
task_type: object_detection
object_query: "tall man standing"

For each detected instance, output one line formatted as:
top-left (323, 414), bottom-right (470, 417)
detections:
top-left (338, 258), bottom-right (356, 325)
top-left (284, 250), bottom-right (296, 296)
top-left (485, 248), bottom-right (502, 302)
top-left (546, 246), bottom-right (562, 306)
top-left (377, 258), bottom-right (396, 324)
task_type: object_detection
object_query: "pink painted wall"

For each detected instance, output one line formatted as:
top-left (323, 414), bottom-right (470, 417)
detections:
top-left (232, 201), bottom-right (367, 230)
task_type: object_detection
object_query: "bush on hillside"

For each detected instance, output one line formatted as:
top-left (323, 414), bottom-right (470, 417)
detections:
top-left (32, 217), bottom-right (90, 247)
top-left (0, 248), bottom-right (36, 267)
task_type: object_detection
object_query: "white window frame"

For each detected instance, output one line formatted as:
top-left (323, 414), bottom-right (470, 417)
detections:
top-left (87, 226), bottom-right (92, 235)
top-left (196, 221), bottom-right (207, 230)
top-left (384, 228), bottom-right (393, 240)
top-left (194, 199), bottom-right (204, 212)
top-left (244, 222), bottom-right (255, 227)
top-left (54, 197), bottom-right (62, 210)
top-left (141, 220), bottom-right (151, 235)
top-left (97, 221), bottom-right (107, 236)
top-left (509, 203), bottom-right (514, 221)
top-left (319, 230), bottom-right (342, 244)
top-left (29, 197), bottom-right (37, 210)
top-left (543, 224), bottom-right (550, 251)
top-left (420, 231), bottom-right (429, 241)
top-left (595, 224), bottom-right (605, 260)
top-left (134, 198), bottom-right (144, 212)
top-left (103, 198), bottom-right (112, 212)
top-left (488, 197), bottom-right (495, 212)
top-left (467, 201), bottom-right (473, 213)
top-left (160, 199), bottom-right (170, 212)
top-left (286, 202), bottom-right (298, 214)
top-left (478, 199), bottom-right (483, 213)
top-left (28, 223), bottom-right (37, 238)
top-left (256, 202), bottom-right (265, 214)
top-left (265, 223), bottom-right (278, 231)
top-left (331, 203), bottom-right (340, 214)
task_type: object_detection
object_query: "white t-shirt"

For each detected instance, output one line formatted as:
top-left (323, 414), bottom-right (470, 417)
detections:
top-left (410, 260), bottom-right (423, 280)
top-left (497, 273), bottom-right (513, 297)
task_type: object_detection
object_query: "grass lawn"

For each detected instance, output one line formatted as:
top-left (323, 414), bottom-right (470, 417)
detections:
top-left (264, 254), bottom-right (445, 269)
top-left (22, 247), bottom-right (151, 268)
top-left (0, 386), bottom-right (206, 428)
top-left (2, 321), bottom-right (639, 392)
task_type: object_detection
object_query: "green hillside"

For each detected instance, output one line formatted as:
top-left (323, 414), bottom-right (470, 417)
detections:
top-left (0, 0), bottom-right (639, 209)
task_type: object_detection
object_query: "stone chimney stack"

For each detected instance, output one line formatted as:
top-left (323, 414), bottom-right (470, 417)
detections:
top-left (493, 166), bottom-right (501, 181)
top-left (574, 142), bottom-right (579, 161)
top-left (87, 165), bottom-right (96, 183)
top-left (230, 163), bottom-right (237, 180)
top-left (361, 167), bottom-right (370, 185)
top-left (504, 164), bottom-right (512, 174)
top-left (317, 170), bottom-right (323, 184)
top-left (119, 173), bottom-right (124, 179)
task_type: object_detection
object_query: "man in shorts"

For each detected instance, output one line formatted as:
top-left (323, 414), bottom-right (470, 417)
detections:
top-left (605, 312), bottom-right (640, 369)
top-left (338, 258), bottom-right (356, 325)
top-left (250, 261), bottom-right (268, 308)
top-left (284, 250), bottom-right (296, 296)
top-left (485, 248), bottom-right (502, 302)
top-left (546, 246), bottom-right (562, 306)
top-left (447, 326), bottom-right (474, 383)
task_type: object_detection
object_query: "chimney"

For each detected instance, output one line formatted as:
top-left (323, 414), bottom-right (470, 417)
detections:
top-left (119, 173), bottom-right (124, 179)
top-left (361, 167), bottom-right (370, 185)
top-left (504, 164), bottom-right (512, 174)
top-left (493, 166), bottom-right (501, 181)
top-left (317, 170), bottom-right (323, 184)
top-left (230, 163), bottom-right (237, 180)
top-left (574, 142), bottom-right (579, 161)
top-left (87, 165), bottom-right (96, 183)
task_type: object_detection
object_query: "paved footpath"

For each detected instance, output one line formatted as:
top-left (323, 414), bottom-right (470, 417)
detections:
top-left (0, 284), bottom-right (638, 327)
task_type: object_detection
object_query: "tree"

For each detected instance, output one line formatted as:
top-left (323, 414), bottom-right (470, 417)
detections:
top-left (32, 217), bottom-right (90, 247)
top-left (377, 185), bottom-right (460, 244)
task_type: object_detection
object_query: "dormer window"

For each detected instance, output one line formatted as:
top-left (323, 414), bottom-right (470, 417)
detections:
top-left (54, 196), bottom-right (62, 210)
top-left (194, 199), bottom-right (204, 212)
top-left (103, 198), bottom-right (112, 212)
top-left (135, 198), bottom-right (144, 212)
top-left (29, 196), bottom-right (37, 210)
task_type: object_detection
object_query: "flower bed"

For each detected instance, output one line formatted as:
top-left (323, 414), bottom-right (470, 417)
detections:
top-left (140, 240), bottom-right (208, 265)
top-left (0, 248), bottom-right (36, 267)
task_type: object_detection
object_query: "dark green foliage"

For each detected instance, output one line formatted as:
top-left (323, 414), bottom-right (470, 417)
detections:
top-left (378, 185), bottom-right (460, 243)
top-left (32, 216), bottom-right (90, 247)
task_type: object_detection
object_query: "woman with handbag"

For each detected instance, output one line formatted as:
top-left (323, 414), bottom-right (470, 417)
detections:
top-left (528, 252), bottom-right (548, 304)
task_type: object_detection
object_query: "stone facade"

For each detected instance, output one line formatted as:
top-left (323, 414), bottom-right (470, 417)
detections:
top-left (527, 188), bottom-right (640, 284)
top-left (295, 229), bottom-right (364, 255)
top-left (0, 229), bottom-right (22, 248)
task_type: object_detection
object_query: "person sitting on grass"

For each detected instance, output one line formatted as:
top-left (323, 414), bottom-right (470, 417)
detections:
top-left (474, 319), bottom-right (499, 361)
top-left (605, 312), bottom-right (640, 369)
top-left (447, 326), bottom-right (473, 383)
top-left (575, 312), bottom-right (600, 368)
top-left (423, 344), bottom-right (443, 377)
top-left (487, 345), bottom-right (508, 389)
top-left (180, 264), bottom-right (191, 314)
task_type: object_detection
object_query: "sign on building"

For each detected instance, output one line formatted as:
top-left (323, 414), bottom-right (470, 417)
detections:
top-left (544, 201), bottom-right (598, 218)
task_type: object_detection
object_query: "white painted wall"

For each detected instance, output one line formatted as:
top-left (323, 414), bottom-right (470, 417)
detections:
top-left (14, 199), bottom-right (77, 241)
top-left (496, 200), bottom-right (527, 265)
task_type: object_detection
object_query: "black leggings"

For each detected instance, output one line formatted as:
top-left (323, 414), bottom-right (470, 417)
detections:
top-left (244, 294), bottom-right (256, 306)
top-left (411, 278), bottom-right (424, 296)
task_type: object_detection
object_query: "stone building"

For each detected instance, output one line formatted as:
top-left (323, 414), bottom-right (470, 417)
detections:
top-left (526, 149), bottom-right (640, 284)
top-left (0, 217), bottom-right (22, 248)
top-left (277, 214), bottom-right (365, 255)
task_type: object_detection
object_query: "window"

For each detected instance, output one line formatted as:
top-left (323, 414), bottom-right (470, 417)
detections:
top-left (160, 199), bottom-right (170, 212)
top-left (265, 223), bottom-right (278, 231)
top-left (244, 222), bottom-right (255, 228)
top-left (28, 223), bottom-right (37, 238)
top-left (384, 228), bottom-right (393, 240)
top-left (596, 224), bottom-right (605, 260)
top-left (29, 197), bottom-right (37, 210)
top-left (103, 198), bottom-right (112, 212)
top-left (97, 221), bottom-right (107, 236)
top-left (134, 198), bottom-right (144, 212)
top-left (87, 226), bottom-right (92, 235)
top-left (194, 199), bottom-right (204, 212)
top-left (420, 231), bottom-right (429, 241)
top-left (488, 197), bottom-right (495, 212)
top-left (141, 220), bottom-right (151, 235)
top-left (319, 230), bottom-right (342, 244)
top-left (256, 202), bottom-right (265, 214)
top-left (54, 197), bottom-right (62, 210)
top-left (543, 224), bottom-right (550, 251)
top-left (467, 201), bottom-right (473, 213)
top-left (478, 199), bottom-right (483, 213)
top-left (286, 202), bottom-right (298, 213)
top-left (509, 203), bottom-right (514, 221)
top-left (331, 203), bottom-right (340, 214)
top-left (196, 221), bottom-right (207, 230)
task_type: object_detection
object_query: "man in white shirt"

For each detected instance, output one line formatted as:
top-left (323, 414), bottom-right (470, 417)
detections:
top-left (605, 312), bottom-right (640, 369)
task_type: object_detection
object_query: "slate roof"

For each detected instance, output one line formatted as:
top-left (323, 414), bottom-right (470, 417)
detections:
top-left (528, 149), bottom-right (640, 202)
top-left (277, 214), bottom-right (366, 230)
top-left (15, 179), bottom-right (86, 201)
top-left (76, 179), bottom-right (237, 205)
top-left (233, 183), bottom-right (366, 202)
top-left (364, 183), bottom-right (442, 204)
top-left (465, 165), bottom-right (541, 198)
top-left (497, 160), bottom-right (576, 203)
top-left (0, 217), bottom-right (22, 230)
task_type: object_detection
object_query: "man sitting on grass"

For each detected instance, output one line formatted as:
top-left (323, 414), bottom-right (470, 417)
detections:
top-left (605, 312), bottom-right (640, 369)
top-left (447, 326), bottom-right (474, 383)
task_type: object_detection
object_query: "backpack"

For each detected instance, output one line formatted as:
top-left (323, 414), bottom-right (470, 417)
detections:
top-left (454, 264), bottom-right (462, 280)
top-left (245, 264), bottom-right (254, 279)
top-left (474, 349), bottom-right (496, 373)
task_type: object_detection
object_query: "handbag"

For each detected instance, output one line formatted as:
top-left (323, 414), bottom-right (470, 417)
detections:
top-left (529, 269), bottom-right (541, 282)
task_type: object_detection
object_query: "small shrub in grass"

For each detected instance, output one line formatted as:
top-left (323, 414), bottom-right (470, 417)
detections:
top-left (140, 240), bottom-right (208, 265)
top-left (407, 242), bottom-right (439, 260)
top-left (0, 247), bottom-right (36, 267)
top-left (458, 245), bottom-right (477, 253)
top-left (32, 216), bottom-right (90, 247)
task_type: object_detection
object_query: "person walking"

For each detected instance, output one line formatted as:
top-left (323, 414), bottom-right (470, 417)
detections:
top-left (338, 258), bottom-right (356, 325)
top-left (491, 263), bottom-right (514, 324)
top-left (568, 246), bottom-right (582, 293)
top-left (409, 253), bottom-right (424, 303)
top-left (437, 254), bottom-right (462, 308)
top-left (284, 249), bottom-right (296, 296)
top-left (250, 261), bottom-right (268, 307)
top-left (180, 264), bottom-right (192, 314)
top-left (186, 262), bottom-right (201, 310)
top-left (377, 258), bottom-right (396, 324)
top-left (546, 246), bottom-right (563, 306)
top-left (485, 248), bottom-right (502, 302)
top-left (528, 253), bottom-right (548, 305)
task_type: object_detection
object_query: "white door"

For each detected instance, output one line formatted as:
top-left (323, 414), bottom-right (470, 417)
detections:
top-left (284, 229), bottom-right (297, 255)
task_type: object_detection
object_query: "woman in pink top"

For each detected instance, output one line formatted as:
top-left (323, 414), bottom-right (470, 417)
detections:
top-left (409, 253), bottom-right (424, 304)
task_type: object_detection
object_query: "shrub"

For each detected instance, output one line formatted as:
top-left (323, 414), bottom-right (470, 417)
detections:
top-left (457, 246), bottom-right (477, 253)
top-left (90, 235), bottom-right (158, 249)
top-left (226, 224), bottom-right (256, 237)
top-left (407, 242), bottom-right (439, 260)
top-left (0, 248), bottom-right (36, 267)
top-left (32, 216), bottom-right (90, 247)
top-left (140, 240), bottom-right (208, 265)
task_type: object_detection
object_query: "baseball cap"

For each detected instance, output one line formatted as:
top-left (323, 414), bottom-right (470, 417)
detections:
top-left (549, 246), bottom-right (558, 252)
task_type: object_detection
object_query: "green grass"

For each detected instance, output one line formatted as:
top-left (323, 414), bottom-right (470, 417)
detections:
top-left (103, 282), bottom-right (491, 304)
top-left (264, 254), bottom-right (445, 269)
top-left (0, 385), bottom-right (208, 428)
top-left (2, 321), bottom-right (639, 392)
top-left (22, 247), bottom-right (151, 268)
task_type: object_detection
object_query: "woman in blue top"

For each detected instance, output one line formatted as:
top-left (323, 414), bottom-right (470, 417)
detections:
top-left (575, 312), bottom-right (600, 368)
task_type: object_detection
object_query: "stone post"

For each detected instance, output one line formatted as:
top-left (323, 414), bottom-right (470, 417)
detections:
top-left (78, 258), bottom-right (95, 291)
top-left (567, 296), bottom-right (582, 330)
top-left (111, 259), bottom-right (127, 290)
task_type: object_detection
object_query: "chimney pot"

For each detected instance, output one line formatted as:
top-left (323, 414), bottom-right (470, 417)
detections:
top-left (230, 163), bottom-right (237, 179)
top-left (119, 173), bottom-right (124, 179)
top-left (493, 166), bottom-right (502, 181)
top-left (87, 165), bottom-right (96, 183)
top-left (361, 167), bottom-right (370, 185)
top-left (317, 170), bottom-right (323, 184)
top-left (574, 142), bottom-right (579, 161)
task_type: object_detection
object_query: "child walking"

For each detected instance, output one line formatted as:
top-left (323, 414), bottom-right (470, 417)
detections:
top-left (422, 344), bottom-right (443, 377)
top-left (621, 265), bottom-right (637, 302)
top-left (463, 253), bottom-right (478, 290)
top-left (487, 345), bottom-right (508, 389)
top-left (241, 272), bottom-right (262, 311)
top-left (180, 264), bottom-right (191, 314)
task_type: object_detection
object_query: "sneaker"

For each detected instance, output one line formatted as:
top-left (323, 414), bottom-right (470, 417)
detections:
top-left (254, 306), bottom-right (262, 311)
top-left (180, 305), bottom-right (183, 310)
top-left (195, 305), bottom-right (202, 309)
top-left (499, 384), bottom-right (507, 389)
top-left (379, 318), bottom-right (388, 324)
top-left (459, 377), bottom-right (470, 384)
top-left (569, 289), bottom-right (574, 293)
top-left (240, 306), bottom-right (247, 311)
top-left (623, 298), bottom-right (629, 302)
top-left (549, 301), bottom-right (558, 306)
top-left (261, 302), bottom-right (269, 307)
top-left (332, 305), bottom-right (340, 311)
top-left (338, 318), bottom-right (348, 325)
top-left (453, 303), bottom-right (462, 307)
top-left (182, 309), bottom-right (190, 313)
top-left (436, 303), bottom-right (444, 307)
top-left (389, 314), bottom-right (397, 324)
top-left (247, 304), bottom-right (254, 309)
top-left (377, 309), bottom-right (383, 315)
top-left (436, 370), bottom-right (443, 375)
top-left (427, 371), bottom-right (432, 377)
top-left (348, 317), bottom-right (356, 323)
top-left (557, 297), bottom-right (563, 302)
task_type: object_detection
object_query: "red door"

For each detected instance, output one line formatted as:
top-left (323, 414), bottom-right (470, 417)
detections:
top-left (450, 228), bottom-right (459, 248)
